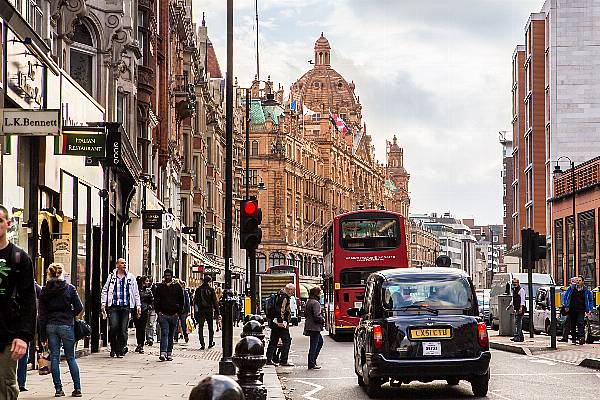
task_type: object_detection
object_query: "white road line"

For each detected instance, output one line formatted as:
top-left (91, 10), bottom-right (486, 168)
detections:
top-left (491, 372), bottom-right (599, 376)
top-left (296, 380), bottom-right (325, 400)
top-left (294, 376), bottom-right (356, 380)
top-left (489, 390), bottom-right (515, 400)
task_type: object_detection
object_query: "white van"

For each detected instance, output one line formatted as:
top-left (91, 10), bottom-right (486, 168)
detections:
top-left (488, 272), bottom-right (555, 330)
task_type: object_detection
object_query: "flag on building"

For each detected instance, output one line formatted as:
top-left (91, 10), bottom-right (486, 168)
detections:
top-left (328, 113), bottom-right (351, 135)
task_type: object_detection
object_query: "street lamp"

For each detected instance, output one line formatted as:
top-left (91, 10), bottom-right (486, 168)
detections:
top-left (554, 156), bottom-right (576, 283)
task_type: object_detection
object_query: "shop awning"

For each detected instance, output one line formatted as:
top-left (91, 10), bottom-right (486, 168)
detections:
top-left (300, 282), bottom-right (315, 299)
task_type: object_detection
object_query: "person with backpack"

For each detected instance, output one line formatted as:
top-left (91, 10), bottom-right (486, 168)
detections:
top-left (265, 283), bottom-right (295, 367)
top-left (38, 263), bottom-right (84, 397)
top-left (0, 205), bottom-right (36, 400)
top-left (193, 275), bottom-right (220, 350)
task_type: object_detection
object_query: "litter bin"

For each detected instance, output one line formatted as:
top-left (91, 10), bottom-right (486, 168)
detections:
top-left (498, 294), bottom-right (515, 336)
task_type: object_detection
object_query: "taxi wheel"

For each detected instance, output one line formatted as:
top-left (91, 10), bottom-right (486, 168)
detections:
top-left (471, 371), bottom-right (489, 397)
top-left (446, 378), bottom-right (459, 386)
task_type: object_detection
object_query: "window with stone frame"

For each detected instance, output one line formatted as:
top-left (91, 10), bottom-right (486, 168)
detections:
top-left (70, 21), bottom-right (96, 97)
top-left (138, 10), bottom-right (150, 66)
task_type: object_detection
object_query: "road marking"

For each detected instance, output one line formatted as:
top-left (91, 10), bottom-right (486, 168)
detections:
top-left (489, 390), bottom-right (514, 400)
top-left (294, 376), bottom-right (355, 380)
top-left (296, 380), bottom-right (324, 400)
top-left (491, 372), bottom-right (600, 376)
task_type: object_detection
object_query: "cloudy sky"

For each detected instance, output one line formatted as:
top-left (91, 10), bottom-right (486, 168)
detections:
top-left (192, 0), bottom-right (543, 225)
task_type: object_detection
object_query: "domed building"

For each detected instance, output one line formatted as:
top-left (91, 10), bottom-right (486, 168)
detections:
top-left (244, 34), bottom-right (411, 286)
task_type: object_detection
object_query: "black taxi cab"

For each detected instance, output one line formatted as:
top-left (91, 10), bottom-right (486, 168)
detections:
top-left (349, 267), bottom-right (491, 398)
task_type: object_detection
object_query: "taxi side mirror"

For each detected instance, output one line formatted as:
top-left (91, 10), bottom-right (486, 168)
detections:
top-left (347, 307), bottom-right (362, 318)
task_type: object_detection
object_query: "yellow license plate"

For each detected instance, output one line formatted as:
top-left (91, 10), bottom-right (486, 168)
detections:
top-left (410, 328), bottom-right (451, 339)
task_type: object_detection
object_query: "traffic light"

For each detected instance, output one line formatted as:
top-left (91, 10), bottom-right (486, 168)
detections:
top-left (521, 228), bottom-right (547, 269)
top-left (240, 198), bottom-right (262, 249)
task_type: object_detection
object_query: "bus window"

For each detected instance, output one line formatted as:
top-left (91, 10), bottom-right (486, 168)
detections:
top-left (340, 267), bottom-right (384, 287)
top-left (340, 218), bottom-right (399, 250)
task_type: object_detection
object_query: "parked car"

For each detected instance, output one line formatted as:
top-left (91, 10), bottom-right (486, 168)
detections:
top-left (489, 272), bottom-right (555, 330)
top-left (349, 267), bottom-right (491, 398)
top-left (585, 287), bottom-right (600, 343)
top-left (532, 286), bottom-right (566, 335)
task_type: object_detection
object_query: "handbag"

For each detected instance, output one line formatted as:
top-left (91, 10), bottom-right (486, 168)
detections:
top-left (38, 346), bottom-right (51, 375)
top-left (74, 319), bottom-right (91, 341)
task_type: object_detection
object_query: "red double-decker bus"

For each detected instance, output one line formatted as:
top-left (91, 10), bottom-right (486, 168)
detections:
top-left (322, 209), bottom-right (408, 339)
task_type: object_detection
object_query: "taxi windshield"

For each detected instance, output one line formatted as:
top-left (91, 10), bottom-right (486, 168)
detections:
top-left (382, 276), bottom-right (473, 310)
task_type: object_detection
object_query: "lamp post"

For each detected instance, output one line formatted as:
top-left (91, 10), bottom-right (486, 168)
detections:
top-left (554, 156), bottom-right (576, 283)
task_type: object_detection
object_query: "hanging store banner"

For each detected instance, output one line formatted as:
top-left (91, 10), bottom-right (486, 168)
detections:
top-left (142, 209), bottom-right (163, 229)
top-left (54, 126), bottom-right (106, 156)
top-left (1, 109), bottom-right (61, 136)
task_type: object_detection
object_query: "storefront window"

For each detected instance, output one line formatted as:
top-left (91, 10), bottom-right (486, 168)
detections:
top-left (76, 184), bottom-right (90, 310)
top-left (578, 211), bottom-right (596, 286)
top-left (554, 219), bottom-right (564, 286)
top-left (566, 216), bottom-right (575, 279)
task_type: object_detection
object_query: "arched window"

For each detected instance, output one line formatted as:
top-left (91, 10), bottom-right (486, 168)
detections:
top-left (269, 251), bottom-right (285, 267)
top-left (304, 256), bottom-right (310, 277)
top-left (312, 257), bottom-right (318, 277)
top-left (256, 252), bottom-right (267, 273)
top-left (296, 255), bottom-right (303, 275)
top-left (287, 253), bottom-right (295, 266)
top-left (70, 21), bottom-right (96, 96)
top-left (251, 140), bottom-right (259, 156)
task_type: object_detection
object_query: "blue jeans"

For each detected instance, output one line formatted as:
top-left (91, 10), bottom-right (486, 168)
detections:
top-left (47, 324), bottom-right (81, 391)
top-left (158, 313), bottom-right (178, 355)
top-left (108, 306), bottom-right (131, 354)
top-left (514, 313), bottom-right (524, 341)
top-left (17, 343), bottom-right (29, 389)
top-left (307, 331), bottom-right (323, 368)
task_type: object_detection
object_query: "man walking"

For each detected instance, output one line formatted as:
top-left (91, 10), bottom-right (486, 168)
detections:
top-left (266, 283), bottom-right (295, 366)
top-left (509, 277), bottom-right (526, 342)
top-left (174, 280), bottom-right (191, 343)
top-left (101, 258), bottom-right (141, 358)
top-left (193, 275), bottom-right (220, 350)
top-left (0, 205), bottom-right (36, 399)
top-left (563, 275), bottom-right (594, 345)
top-left (154, 269), bottom-right (184, 361)
top-left (559, 277), bottom-right (577, 343)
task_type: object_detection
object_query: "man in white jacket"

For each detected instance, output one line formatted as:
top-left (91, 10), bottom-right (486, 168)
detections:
top-left (101, 259), bottom-right (141, 358)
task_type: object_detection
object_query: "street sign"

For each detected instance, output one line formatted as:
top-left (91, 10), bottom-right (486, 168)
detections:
top-left (1, 109), bottom-right (61, 136)
top-left (142, 210), bottom-right (163, 229)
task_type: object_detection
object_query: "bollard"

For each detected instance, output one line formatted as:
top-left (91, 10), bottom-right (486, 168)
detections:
top-left (188, 375), bottom-right (245, 400)
top-left (244, 314), bottom-right (265, 326)
top-left (241, 320), bottom-right (265, 342)
top-left (232, 336), bottom-right (267, 400)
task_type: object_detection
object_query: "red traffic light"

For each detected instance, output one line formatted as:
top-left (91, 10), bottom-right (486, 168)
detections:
top-left (243, 200), bottom-right (258, 216)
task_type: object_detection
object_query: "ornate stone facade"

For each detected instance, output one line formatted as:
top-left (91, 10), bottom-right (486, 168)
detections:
top-left (247, 35), bottom-right (410, 284)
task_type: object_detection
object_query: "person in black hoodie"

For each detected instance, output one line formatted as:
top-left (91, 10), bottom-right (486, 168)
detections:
top-left (154, 269), bottom-right (184, 361)
top-left (193, 275), bottom-right (220, 350)
top-left (38, 263), bottom-right (84, 397)
top-left (134, 276), bottom-right (154, 354)
top-left (0, 204), bottom-right (36, 400)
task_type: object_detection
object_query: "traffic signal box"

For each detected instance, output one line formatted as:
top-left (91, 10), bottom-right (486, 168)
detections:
top-left (521, 228), bottom-right (547, 269)
top-left (240, 198), bottom-right (262, 250)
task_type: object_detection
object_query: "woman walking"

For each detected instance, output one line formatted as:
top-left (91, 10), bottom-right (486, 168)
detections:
top-left (134, 276), bottom-right (154, 354)
top-left (304, 286), bottom-right (325, 370)
top-left (38, 263), bottom-right (84, 397)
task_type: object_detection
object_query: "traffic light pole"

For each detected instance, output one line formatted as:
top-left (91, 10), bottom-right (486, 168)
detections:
top-left (219, 0), bottom-right (235, 376)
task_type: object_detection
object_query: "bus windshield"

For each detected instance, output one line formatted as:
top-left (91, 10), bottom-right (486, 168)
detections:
top-left (340, 218), bottom-right (399, 250)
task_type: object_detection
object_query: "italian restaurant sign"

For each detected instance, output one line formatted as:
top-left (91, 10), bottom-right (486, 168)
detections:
top-left (55, 126), bottom-right (106, 157)
top-left (1, 109), bottom-right (61, 136)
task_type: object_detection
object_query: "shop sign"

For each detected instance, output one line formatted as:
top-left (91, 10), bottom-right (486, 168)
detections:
top-left (203, 267), bottom-right (221, 274)
top-left (53, 238), bottom-right (71, 283)
top-left (61, 132), bottom-right (106, 157)
top-left (1, 109), bottom-right (61, 136)
top-left (106, 129), bottom-right (121, 166)
top-left (142, 210), bottom-right (163, 229)
top-left (191, 264), bottom-right (204, 273)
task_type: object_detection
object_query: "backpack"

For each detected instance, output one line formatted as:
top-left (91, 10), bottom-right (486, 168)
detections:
top-left (265, 293), bottom-right (278, 319)
top-left (196, 286), bottom-right (213, 310)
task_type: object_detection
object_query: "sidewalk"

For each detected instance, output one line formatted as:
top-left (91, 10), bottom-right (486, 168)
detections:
top-left (19, 324), bottom-right (285, 399)
top-left (489, 330), bottom-right (600, 368)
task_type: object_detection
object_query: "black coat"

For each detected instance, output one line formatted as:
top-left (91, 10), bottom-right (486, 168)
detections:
top-left (38, 279), bottom-right (83, 341)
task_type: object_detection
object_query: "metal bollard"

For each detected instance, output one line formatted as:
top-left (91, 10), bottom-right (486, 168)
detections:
top-left (188, 375), bottom-right (244, 400)
top-left (244, 314), bottom-right (265, 326)
top-left (232, 336), bottom-right (267, 400)
top-left (241, 320), bottom-right (265, 343)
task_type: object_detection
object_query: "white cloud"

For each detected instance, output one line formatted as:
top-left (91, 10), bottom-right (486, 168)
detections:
top-left (192, 0), bottom-right (543, 225)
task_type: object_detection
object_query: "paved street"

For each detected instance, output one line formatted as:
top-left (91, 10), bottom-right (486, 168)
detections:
top-left (278, 324), bottom-right (600, 400)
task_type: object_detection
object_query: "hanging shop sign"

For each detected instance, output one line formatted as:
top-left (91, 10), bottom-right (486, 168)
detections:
top-left (1, 109), bottom-right (61, 136)
top-left (203, 267), bottom-right (221, 274)
top-left (191, 264), bottom-right (205, 273)
top-left (59, 129), bottom-right (106, 157)
top-left (142, 209), bottom-right (163, 229)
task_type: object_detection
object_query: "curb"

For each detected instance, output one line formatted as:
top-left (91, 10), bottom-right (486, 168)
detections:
top-left (263, 364), bottom-right (286, 400)
top-left (579, 358), bottom-right (600, 369)
top-left (489, 341), bottom-right (532, 356)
